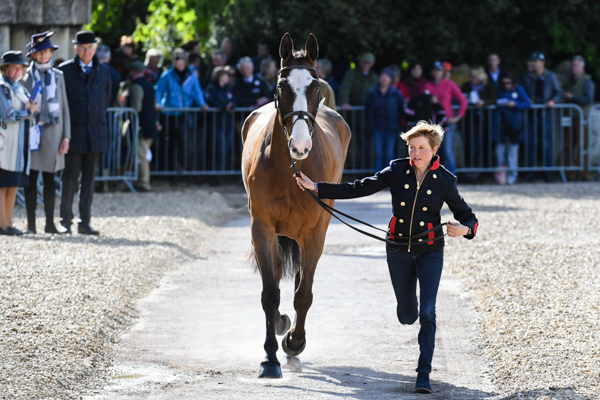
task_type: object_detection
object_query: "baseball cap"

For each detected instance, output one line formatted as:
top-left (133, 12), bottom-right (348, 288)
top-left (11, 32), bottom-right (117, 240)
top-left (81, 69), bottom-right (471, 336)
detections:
top-left (380, 67), bottom-right (393, 77)
top-left (530, 52), bottom-right (545, 61)
top-left (432, 61), bottom-right (444, 70)
top-left (129, 60), bottom-right (146, 73)
top-left (442, 62), bottom-right (452, 71)
top-left (360, 52), bottom-right (375, 64)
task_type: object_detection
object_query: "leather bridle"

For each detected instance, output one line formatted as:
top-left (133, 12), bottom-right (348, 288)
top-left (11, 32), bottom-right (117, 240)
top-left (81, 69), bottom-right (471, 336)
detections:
top-left (274, 64), bottom-right (323, 147)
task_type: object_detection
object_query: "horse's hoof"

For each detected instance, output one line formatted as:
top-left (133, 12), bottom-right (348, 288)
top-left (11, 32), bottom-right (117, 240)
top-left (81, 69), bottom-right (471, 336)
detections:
top-left (282, 356), bottom-right (302, 372)
top-left (282, 331), bottom-right (306, 356)
top-left (258, 361), bottom-right (283, 379)
top-left (275, 314), bottom-right (292, 336)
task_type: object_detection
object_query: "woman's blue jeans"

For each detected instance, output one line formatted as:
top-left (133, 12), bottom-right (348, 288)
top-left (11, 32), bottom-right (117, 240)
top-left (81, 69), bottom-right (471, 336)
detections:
top-left (373, 129), bottom-right (398, 171)
top-left (386, 246), bottom-right (444, 374)
top-left (440, 123), bottom-right (456, 174)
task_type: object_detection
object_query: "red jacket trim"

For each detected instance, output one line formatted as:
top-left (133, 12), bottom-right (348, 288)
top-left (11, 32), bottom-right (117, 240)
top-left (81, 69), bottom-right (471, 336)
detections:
top-left (389, 216), bottom-right (397, 239)
top-left (428, 222), bottom-right (434, 245)
top-left (473, 222), bottom-right (478, 237)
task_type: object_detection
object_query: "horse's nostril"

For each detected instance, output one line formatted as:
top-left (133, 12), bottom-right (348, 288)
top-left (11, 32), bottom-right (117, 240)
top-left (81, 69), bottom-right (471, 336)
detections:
top-left (304, 148), bottom-right (309, 154)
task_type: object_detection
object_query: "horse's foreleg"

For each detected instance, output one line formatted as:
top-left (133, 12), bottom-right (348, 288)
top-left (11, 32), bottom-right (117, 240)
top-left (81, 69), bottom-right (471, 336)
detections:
top-left (283, 231), bottom-right (325, 357)
top-left (252, 222), bottom-right (283, 378)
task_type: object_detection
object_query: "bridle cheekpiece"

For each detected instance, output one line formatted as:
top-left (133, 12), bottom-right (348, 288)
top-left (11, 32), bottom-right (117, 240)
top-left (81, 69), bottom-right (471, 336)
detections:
top-left (274, 64), bottom-right (323, 147)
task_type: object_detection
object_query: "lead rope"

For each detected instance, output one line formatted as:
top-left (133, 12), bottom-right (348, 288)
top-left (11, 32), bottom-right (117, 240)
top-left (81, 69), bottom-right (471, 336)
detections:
top-left (290, 161), bottom-right (448, 247)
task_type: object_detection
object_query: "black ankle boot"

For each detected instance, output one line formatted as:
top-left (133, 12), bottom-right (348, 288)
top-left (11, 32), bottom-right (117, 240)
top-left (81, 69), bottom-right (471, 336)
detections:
top-left (45, 222), bottom-right (60, 234)
top-left (26, 216), bottom-right (36, 234)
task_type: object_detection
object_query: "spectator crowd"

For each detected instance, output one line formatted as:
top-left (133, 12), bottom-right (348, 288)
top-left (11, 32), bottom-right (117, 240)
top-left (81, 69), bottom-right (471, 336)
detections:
top-left (0, 29), bottom-right (596, 236)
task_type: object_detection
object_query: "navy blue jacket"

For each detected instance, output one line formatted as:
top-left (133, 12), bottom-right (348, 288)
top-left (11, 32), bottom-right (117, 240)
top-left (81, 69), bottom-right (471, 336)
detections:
top-left (204, 84), bottom-right (237, 109)
top-left (497, 84), bottom-right (531, 142)
top-left (317, 155), bottom-right (478, 253)
top-left (232, 75), bottom-right (271, 107)
top-left (365, 84), bottom-right (405, 132)
top-left (105, 63), bottom-right (122, 107)
top-left (130, 76), bottom-right (158, 140)
top-left (59, 55), bottom-right (112, 154)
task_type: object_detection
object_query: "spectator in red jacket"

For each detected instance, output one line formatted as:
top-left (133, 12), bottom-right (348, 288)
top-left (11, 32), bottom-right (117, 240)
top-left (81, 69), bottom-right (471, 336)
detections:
top-left (423, 61), bottom-right (467, 175)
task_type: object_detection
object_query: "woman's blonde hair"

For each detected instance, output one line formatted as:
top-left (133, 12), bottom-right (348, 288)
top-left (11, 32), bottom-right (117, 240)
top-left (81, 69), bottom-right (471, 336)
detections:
top-left (0, 64), bottom-right (26, 76)
top-left (400, 121), bottom-right (445, 148)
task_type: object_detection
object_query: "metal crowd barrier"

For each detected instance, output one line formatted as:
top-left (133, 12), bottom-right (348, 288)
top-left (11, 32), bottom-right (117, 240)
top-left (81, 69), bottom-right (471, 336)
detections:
top-left (586, 104), bottom-right (600, 174)
top-left (151, 104), bottom-right (586, 179)
top-left (152, 107), bottom-right (254, 176)
top-left (453, 103), bottom-right (584, 182)
top-left (96, 107), bottom-right (139, 191)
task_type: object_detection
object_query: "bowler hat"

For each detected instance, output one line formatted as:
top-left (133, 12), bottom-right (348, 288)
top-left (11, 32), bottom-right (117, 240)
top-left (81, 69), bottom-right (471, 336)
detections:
top-left (0, 51), bottom-right (28, 67)
top-left (73, 31), bottom-right (97, 44)
top-left (26, 31), bottom-right (59, 57)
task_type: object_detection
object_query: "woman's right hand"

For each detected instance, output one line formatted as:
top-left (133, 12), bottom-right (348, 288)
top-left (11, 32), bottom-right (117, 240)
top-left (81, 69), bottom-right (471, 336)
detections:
top-left (294, 171), bottom-right (315, 191)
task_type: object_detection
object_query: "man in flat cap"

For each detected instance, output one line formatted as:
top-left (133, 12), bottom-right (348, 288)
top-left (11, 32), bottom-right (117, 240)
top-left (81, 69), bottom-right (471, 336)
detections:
top-left (58, 31), bottom-right (111, 235)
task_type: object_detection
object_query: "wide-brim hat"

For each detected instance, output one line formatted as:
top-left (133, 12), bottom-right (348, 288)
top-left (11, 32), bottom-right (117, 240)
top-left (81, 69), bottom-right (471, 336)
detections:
top-left (0, 51), bottom-right (28, 67)
top-left (73, 31), bottom-right (97, 44)
top-left (26, 31), bottom-right (59, 57)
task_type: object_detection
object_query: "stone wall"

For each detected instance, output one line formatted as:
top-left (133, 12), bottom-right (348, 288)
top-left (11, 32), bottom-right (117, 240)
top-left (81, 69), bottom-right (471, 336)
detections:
top-left (0, 0), bottom-right (91, 61)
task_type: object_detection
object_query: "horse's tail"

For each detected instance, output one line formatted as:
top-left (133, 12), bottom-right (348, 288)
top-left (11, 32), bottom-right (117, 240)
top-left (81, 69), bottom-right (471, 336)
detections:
top-left (249, 236), bottom-right (301, 280)
top-left (277, 236), bottom-right (301, 279)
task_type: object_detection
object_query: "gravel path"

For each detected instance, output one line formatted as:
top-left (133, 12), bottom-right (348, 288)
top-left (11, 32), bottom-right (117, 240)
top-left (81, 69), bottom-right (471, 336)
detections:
top-left (0, 185), bottom-right (235, 399)
top-left (1, 182), bottom-right (599, 399)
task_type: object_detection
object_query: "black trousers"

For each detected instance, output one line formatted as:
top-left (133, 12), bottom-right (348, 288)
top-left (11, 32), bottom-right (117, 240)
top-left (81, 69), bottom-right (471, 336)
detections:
top-left (60, 152), bottom-right (101, 226)
top-left (24, 170), bottom-right (56, 229)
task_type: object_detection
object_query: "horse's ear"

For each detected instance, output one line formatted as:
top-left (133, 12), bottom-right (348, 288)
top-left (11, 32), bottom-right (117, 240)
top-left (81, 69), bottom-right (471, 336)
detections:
top-left (305, 33), bottom-right (319, 63)
top-left (279, 33), bottom-right (294, 63)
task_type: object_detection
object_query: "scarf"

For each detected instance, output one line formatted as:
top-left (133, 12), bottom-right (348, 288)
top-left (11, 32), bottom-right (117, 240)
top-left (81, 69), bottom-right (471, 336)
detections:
top-left (31, 60), bottom-right (60, 125)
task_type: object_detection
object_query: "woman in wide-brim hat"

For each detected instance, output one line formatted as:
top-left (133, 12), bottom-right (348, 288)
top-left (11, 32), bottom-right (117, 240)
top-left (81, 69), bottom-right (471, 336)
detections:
top-left (21, 31), bottom-right (71, 234)
top-left (0, 50), bottom-right (39, 236)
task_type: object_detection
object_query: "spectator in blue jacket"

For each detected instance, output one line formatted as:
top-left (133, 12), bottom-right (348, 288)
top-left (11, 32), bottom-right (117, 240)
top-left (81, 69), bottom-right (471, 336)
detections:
top-left (155, 48), bottom-right (208, 113)
top-left (495, 72), bottom-right (532, 185)
top-left (155, 48), bottom-right (208, 172)
top-left (204, 67), bottom-right (237, 171)
top-left (365, 67), bottom-right (405, 171)
top-left (520, 52), bottom-right (562, 182)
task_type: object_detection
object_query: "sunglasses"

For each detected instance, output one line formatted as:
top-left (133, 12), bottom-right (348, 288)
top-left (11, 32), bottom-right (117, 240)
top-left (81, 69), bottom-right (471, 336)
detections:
top-left (501, 80), bottom-right (513, 86)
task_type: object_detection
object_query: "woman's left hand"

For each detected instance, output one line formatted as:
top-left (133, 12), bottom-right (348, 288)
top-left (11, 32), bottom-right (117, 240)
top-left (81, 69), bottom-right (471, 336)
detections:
top-left (447, 221), bottom-right (469, 238)
top-left (59, 139), bottom-right (69, 155)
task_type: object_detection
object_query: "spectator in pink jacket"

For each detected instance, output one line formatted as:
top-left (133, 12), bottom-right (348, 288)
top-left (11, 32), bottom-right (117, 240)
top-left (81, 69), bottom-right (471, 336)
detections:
top-left (423, 61), bottom-right (467, 174)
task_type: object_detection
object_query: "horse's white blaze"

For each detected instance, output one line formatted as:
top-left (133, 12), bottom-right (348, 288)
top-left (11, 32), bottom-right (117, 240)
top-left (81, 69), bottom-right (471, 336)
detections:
top-left (287, 69), bottom-right (315, 159)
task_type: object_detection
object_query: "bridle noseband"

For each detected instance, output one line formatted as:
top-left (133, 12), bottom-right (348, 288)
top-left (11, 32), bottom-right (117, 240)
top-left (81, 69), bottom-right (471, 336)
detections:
top-left (274, 64), bottom-right (323, 147)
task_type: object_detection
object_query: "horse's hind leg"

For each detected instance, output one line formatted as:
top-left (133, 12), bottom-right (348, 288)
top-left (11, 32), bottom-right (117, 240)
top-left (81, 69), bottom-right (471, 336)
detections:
top-left (252, 221), bottom-right (283, 378)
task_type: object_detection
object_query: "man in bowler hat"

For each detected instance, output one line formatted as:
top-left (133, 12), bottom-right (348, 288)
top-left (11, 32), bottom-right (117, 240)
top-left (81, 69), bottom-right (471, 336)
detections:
top-left (58, 31), bottom-right (111, 235)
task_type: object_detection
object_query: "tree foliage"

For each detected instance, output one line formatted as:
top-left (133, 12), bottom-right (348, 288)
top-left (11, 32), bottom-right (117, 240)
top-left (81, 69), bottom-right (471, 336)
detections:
top-left (88, 0), bottom-right (600, 81)
top-left (214, 0), bottom-right (600, 79)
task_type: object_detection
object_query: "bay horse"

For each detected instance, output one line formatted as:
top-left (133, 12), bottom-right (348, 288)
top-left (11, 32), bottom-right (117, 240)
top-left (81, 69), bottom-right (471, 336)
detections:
top-left (241, 33), bottom-right (351, 378)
